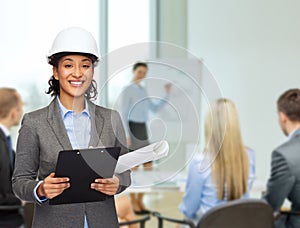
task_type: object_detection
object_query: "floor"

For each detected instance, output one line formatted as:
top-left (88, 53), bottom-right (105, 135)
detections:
top-left (136, 192), bottom-right (185, 228)
top-left (24, 192), bottom-right (184, 228)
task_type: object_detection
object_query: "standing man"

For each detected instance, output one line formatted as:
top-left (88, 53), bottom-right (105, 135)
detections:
top-left (120, 62), bottom-right (171, 214)
top-left (0, 88), bottom-right (24, 227)
top-left (264, 88), bottom-right (300, 228)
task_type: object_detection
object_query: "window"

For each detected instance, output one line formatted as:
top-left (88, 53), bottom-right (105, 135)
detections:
top-left (0, 0), bottom-right (100, 141)
top-left (108, 0), bottom-right (150, 52)
top-left (107, 0), bottom-right (151, 108)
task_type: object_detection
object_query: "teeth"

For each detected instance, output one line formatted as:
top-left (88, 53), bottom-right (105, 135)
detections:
top-left (70, 81), bottom-right (83, 85)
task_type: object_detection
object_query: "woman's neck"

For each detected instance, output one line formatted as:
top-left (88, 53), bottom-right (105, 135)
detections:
top-left (59, 94), bottom-right (85, 115)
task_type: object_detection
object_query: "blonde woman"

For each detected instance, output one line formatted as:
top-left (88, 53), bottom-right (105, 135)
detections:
top-left (180, 99), bottom-right (255, 225)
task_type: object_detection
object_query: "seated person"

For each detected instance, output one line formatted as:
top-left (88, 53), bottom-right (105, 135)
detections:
top-left (264, 89), bottom-right (300, 228)
top-left (179, 98), bottom-right (255, 225)
top-left (115, 196), bottom-right (138, 228)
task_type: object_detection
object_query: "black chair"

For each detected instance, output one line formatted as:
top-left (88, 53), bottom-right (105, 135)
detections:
top-left (279, 210), bottom-right (300, 216)
top-left (274, 209), bottom-right (300, 225)
top-left (153, 211), bottom-right (195, 228)
top-left (197, 199), bottom-right (273, 228)
top-left (119, 215), bottom-right (151, 228)
top-left (0, 205), bottom-right (24, 228)
top-left (153, 199), bottom-right (274, 228)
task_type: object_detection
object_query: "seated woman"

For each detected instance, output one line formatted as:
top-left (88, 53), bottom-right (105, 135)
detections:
top-left (180, 98), bottom-right (255, 225)
top-left (115, 196), bottom-right (138, 228)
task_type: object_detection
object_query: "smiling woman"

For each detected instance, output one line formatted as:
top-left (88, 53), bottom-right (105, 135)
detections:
top-left (46, 54), bottom-right (98, 111)
top-left (52, 55), bottom-right (95, 113)
top-left (46, 27), bottom-right (100, 102)
top-left (12, 27), bottom-right (131, 228)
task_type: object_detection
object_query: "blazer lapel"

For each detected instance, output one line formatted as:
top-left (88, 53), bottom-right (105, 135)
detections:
top-left (88, 100), bottom-right (104, 147)
top-left (47, 98), bottom-right (73, 150)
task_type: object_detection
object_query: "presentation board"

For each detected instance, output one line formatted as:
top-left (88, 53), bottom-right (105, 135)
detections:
top-left (108, 58), bottom-right (203, 144)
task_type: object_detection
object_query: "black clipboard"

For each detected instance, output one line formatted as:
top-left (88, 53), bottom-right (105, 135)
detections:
top-left (49, 147), bottom-right (120, 205)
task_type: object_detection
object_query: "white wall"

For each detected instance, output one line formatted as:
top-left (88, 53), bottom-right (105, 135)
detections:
top-left (188, 0), bottom-right (300, 180)
top-left (157, 0), bottom-right (187, 57)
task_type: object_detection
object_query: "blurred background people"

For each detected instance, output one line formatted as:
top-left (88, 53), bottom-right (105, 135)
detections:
top-left (179, 98), bottom-right (255, 226)
top-left (0, 88), bottom-right (24, 228)
top-left (120, 62), bottom-right (171, 214)
top-left (264, 89), bottom-right (300, 228)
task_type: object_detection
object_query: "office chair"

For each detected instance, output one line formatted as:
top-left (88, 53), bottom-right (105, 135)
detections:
top-left (197, 199), bottom-right (273, 228)
top-left (153, 211), bottom-right (195, 228)
top-left (279, 210), bottom-right (300, 216)
top-left (119, 215), bottom-right (151, 228)
top-left (153, 199), bottom-right (274, 228)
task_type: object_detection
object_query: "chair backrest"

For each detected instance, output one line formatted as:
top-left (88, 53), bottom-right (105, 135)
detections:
top-left (197, 199), bottom-right (274, 228)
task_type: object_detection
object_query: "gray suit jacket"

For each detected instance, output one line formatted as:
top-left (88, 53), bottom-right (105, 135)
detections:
top-left (12, 99), bottom-right (131, 228)
top-left (264, 128), bottom-right (300, 228)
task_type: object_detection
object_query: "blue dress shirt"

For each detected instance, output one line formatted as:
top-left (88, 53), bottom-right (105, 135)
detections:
top-left (120, 83), bottom-right (169, 136)
top-left (180, 148), bottom-right (256, 223)
top-left (34, 97), bottom-right (91, 228)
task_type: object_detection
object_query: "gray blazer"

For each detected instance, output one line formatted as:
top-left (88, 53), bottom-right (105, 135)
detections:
top-left (12, 99), bottom-right (131, 228)
top-left (264, 128), bottom-right (300, 228)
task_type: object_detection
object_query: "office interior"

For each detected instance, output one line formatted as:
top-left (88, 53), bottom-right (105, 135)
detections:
top-left (1, 0), bottom-right (299, 227)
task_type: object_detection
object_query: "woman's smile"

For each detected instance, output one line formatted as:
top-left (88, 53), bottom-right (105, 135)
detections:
top-left (69, 80), bottom-right (85, 87)
top-left (53, 55), bottom-right (94, 98)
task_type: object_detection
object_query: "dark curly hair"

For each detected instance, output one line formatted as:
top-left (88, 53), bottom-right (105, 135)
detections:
top-left (132, 62), bottom-right (148, 71)
top-left (46, 52), bottom-right (98, 100)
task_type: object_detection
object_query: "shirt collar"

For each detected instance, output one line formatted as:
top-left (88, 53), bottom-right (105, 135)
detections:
top-left (288, 127), bottom-right (300, 140)
top-left (132, 82), bottom-right (144, 88)
top-left (57, 96), bottom-right (90, 119)
top-left (0, 123), bottom-right (10, 137)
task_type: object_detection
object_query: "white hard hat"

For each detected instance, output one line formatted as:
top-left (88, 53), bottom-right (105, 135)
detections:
top-left (47, 27), bottom-right (100, 63)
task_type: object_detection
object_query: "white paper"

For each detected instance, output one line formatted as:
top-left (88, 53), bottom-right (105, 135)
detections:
top-left (115, 140), bottom-right (169, 174)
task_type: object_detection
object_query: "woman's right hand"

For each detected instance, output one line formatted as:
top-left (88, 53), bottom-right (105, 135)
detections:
top-left (37, 172), bottom-right (70, 199)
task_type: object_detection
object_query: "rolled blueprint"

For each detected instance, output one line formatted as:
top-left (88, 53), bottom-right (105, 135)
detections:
top-left (114, 140), bottom-right (169, 174)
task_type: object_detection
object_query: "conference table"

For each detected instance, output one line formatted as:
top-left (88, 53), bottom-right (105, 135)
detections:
top-left (124, 169), bottom-right (186, 193)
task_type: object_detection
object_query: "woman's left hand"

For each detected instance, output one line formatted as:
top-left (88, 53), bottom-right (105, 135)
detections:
top-left (91, 175), bottom-right (120, 195)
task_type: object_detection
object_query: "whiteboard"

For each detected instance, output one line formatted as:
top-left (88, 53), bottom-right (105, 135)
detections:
top-left (108, 58), bottom-right (203, 144)
top-left (139, 59), bottom-right (202, 143)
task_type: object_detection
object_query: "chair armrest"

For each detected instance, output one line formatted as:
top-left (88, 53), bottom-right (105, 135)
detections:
top-left (119, 215), bottom-right (151, 227)
top-left (0, 205), bottom-right (22, 211)
top-left (280, 211), bottom-right (300, 216)
top-left (274, 210), bottom-right (300, 221)
top-left (152, 212), bottom-right (196, 228)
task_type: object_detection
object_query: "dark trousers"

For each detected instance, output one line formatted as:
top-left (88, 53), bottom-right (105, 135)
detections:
top-left (128, 121), bottom-right (149, 151)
